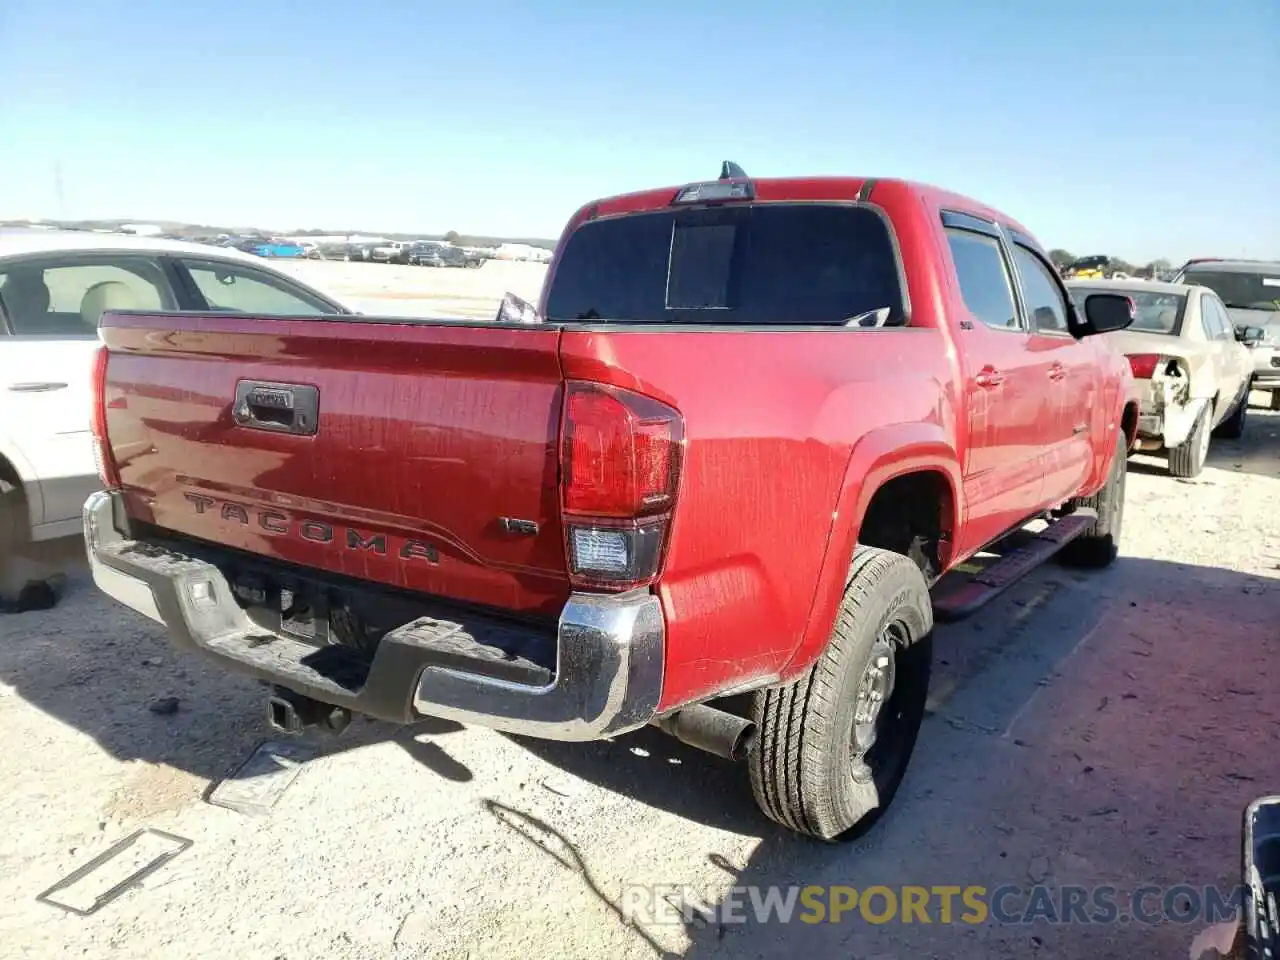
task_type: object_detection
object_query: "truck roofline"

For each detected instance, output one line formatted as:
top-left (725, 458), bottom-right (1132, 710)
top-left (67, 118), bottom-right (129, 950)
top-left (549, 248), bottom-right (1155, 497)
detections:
top-left (566, 176), bottom-right (1033, 241)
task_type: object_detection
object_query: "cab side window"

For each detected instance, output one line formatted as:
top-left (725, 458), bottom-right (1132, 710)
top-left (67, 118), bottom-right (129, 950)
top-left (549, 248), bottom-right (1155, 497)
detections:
top-left (1011, 245), bottom-right (1070, 335)
top-left (945, 228), bottom-right (1020, 330)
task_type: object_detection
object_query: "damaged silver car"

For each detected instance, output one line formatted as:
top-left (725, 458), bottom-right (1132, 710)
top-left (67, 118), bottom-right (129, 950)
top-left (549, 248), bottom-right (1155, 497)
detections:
top-left (1068, 279), bottom-right (1255, 478)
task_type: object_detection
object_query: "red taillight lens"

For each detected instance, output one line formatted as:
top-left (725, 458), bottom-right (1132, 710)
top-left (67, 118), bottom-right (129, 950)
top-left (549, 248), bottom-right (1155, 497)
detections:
top-left (90, 345), bottom-right (121, 488)
top-left (1127, 353), bottom-right (1161, 380)
top-left (564, 386), bottom-right (680, 516)
top-left (560, 382), bottom-right (683, 590)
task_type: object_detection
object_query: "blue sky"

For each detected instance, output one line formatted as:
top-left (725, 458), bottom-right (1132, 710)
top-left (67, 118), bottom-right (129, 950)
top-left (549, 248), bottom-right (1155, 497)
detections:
top-left (0, 0), bottom-right (1275, 263)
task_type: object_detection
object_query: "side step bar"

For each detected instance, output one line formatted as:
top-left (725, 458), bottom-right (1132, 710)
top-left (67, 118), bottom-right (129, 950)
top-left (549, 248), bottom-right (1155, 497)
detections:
top-left (931, 510), bottom-right (1097, 622)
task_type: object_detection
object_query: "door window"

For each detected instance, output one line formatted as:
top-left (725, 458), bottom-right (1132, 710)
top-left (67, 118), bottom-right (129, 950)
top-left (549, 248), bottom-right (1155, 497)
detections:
top-left (0, 258), bottom-right (172, 336)
top-left (945, 229), bottom-right (1020, 330)
top-left (180, 260), bottom-right (334, 315)
top-left (1011, 245), bottom-right (1070, 335)
top-left (1192, 296), bottom-right (1213, 343)
top-left (1206, 297), bottom-right (1235, 341)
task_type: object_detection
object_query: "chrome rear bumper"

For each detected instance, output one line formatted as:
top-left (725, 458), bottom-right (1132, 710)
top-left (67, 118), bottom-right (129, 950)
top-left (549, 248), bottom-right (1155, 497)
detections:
top-left (83, 490), bottom-right (664, 740)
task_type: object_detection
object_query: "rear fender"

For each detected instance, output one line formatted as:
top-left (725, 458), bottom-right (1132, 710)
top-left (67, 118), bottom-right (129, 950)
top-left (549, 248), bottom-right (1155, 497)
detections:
top-left (778, 422), bottom-right (961, 682)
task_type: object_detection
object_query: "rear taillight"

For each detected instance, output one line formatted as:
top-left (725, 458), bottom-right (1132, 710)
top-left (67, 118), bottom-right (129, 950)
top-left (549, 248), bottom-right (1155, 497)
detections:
top-left (90, 345), bottom-right (121, 488)
top-left (560, 382), bottom-right (684, 591)
top-left (1127, 353), bottom-right (1161, 379)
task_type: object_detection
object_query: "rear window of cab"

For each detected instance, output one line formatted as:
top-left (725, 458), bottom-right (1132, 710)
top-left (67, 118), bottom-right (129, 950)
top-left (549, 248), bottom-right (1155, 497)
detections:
top-left (545, 203), bottom-right (905, 327)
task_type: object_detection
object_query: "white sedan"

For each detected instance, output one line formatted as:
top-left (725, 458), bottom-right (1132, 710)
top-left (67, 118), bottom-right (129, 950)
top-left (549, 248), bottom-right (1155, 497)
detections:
top-left (1067, 278), bottom-right (1255, 478)
top-left (0, 230), bottom-right (351, 559)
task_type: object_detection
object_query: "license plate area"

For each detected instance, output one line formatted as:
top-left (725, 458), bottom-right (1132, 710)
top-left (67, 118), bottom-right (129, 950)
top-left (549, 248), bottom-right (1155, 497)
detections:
top-left (279, 588), bottom-right (331, 644)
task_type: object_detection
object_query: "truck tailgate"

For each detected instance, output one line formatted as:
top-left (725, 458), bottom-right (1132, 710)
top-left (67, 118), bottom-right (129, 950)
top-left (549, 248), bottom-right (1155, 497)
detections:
top-left (99, 313), bottom-right (569, 615)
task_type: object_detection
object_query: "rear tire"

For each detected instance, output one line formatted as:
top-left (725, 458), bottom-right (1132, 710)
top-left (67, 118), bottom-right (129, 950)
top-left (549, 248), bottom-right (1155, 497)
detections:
top-left (749, 546), bottom-right (933, 841)
top-left (1214, 388), bottom-right (1249, 439)
top-left (1059, 430), bottom-right (1125, 569)
top-left (0, 474), bottom-right (30, 581)
top-left (1270, 390), bottom-right (1280, 412)
top-left (1168, 404), bottom-right (1211, 478)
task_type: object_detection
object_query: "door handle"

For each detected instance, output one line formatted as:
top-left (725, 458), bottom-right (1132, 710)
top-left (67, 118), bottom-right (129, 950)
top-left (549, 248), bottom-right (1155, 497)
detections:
top-left (1048, 363), bottom-right (1067, 382)
top-left (8, 381), bottom-right (69, 393)
top-left (974, 367), bottom-right (1005, 388)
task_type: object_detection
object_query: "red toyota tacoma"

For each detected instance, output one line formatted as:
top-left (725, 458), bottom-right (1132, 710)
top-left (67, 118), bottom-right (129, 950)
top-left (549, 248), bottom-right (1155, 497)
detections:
top-left (85, 167), bottom-right (1139, 839)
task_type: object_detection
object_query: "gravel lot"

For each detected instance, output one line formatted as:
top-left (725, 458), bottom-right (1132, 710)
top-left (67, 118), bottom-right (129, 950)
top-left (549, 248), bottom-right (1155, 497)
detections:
top-left (1, 282), bottom-right (1276, 960)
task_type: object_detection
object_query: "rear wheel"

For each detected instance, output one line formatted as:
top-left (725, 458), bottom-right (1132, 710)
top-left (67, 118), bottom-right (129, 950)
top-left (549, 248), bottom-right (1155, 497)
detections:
top-left (1270, 390), bottom-right (1280, 412)
top-left (1059, 430), bottom-right (1126, 569)
top-left (1168, 404), bottom-right (1211, 478)
top-left (1215, 387), bottom-right (1249, 439)
top-left (0, 474), bottom-right (30, 584)
top-left (749, 546), bottom-right (933, 840)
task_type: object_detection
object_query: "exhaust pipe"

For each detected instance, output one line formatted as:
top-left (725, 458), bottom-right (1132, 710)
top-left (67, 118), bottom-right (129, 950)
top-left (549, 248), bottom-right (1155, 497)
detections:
top-left (266, 686), bottom-right (352, 736)
top-left (654, 705), bottom-right (756, 761)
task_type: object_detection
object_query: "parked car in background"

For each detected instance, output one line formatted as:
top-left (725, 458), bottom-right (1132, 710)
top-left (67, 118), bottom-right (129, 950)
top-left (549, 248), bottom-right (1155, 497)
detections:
top-left (370, 240), bottom-right (415, 264)
top-left (408, 242), bottom-right (479, 268)
top-left (251, 239), bottom-right (308, 259)
top-left (406, 241), bottom-right (444, 267)
top-left (0, 230), bottom-right (351, 558)
top-left (85, 169), bottom-right (1139, 840)
top-left (307, 240), bottom-right (371, 261)
top-left (1063, 255), bottom-right (1112, 280)
top-left (1173, 258), bottom-right (1280, 411)
top-left (1067, 278), bottom-right (1255, 477)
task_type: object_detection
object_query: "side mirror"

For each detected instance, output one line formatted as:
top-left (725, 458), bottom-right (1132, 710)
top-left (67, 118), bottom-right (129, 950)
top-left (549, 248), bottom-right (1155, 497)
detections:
top-left (496, 292), bottom-right (542, 325)
top-left (1078, 293), bottom-right (1135, 336)
top-left (1235, 325), bottom-right (1265, 346)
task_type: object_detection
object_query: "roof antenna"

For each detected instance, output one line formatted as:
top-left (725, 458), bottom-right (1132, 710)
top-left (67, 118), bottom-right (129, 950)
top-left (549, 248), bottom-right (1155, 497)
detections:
top-left (719, 161), bottom-right (747, 181)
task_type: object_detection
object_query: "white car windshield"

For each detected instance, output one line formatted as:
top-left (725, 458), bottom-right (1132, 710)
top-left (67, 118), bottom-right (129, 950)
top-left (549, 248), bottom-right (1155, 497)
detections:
top-left (1180, 269), bottom-right (1280, 312)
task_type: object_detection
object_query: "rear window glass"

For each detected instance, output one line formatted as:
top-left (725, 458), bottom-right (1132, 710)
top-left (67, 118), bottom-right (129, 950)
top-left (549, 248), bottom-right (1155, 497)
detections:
top-left (545, 203), bottom-right (905, 326)
top-left (1072, 287), bottom-right (1187, 335)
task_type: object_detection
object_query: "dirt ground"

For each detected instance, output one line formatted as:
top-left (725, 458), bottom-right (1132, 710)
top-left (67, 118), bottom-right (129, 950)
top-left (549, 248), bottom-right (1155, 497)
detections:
top-left (1, 362), bottom-right (1276, 957)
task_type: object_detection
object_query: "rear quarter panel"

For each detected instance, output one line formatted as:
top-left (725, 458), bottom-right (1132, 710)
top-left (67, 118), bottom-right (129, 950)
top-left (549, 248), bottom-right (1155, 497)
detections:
top-left (551, 180), bottom-right (967, 710)
top-left (559, 326), bottom-right (957, 711)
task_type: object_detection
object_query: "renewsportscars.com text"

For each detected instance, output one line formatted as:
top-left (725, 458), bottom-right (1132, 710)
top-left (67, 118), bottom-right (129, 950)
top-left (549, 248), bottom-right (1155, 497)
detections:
top-left (620, 883), bottom-right (1243, 927)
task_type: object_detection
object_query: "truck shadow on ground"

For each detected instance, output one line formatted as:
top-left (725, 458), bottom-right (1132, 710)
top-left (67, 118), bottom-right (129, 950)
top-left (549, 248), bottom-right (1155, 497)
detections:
top-left (502, 553), bottom-right (1278, 960)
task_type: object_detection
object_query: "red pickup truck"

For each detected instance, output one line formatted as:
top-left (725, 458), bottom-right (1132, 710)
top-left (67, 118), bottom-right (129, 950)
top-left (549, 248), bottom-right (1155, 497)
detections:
top-left (85, 167), bottom-right (1139, 839)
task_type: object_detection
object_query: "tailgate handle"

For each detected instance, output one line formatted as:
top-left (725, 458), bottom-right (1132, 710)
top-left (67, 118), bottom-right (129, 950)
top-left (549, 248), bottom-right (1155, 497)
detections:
top-left (233, 381), bottom-right (319, 436)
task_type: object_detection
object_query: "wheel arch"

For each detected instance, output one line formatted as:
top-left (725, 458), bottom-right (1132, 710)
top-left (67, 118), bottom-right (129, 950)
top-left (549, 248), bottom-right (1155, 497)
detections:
top-left (0, 439), bottom-right (40, 529)
top-left (778, 423), bottom-right (961, 683)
